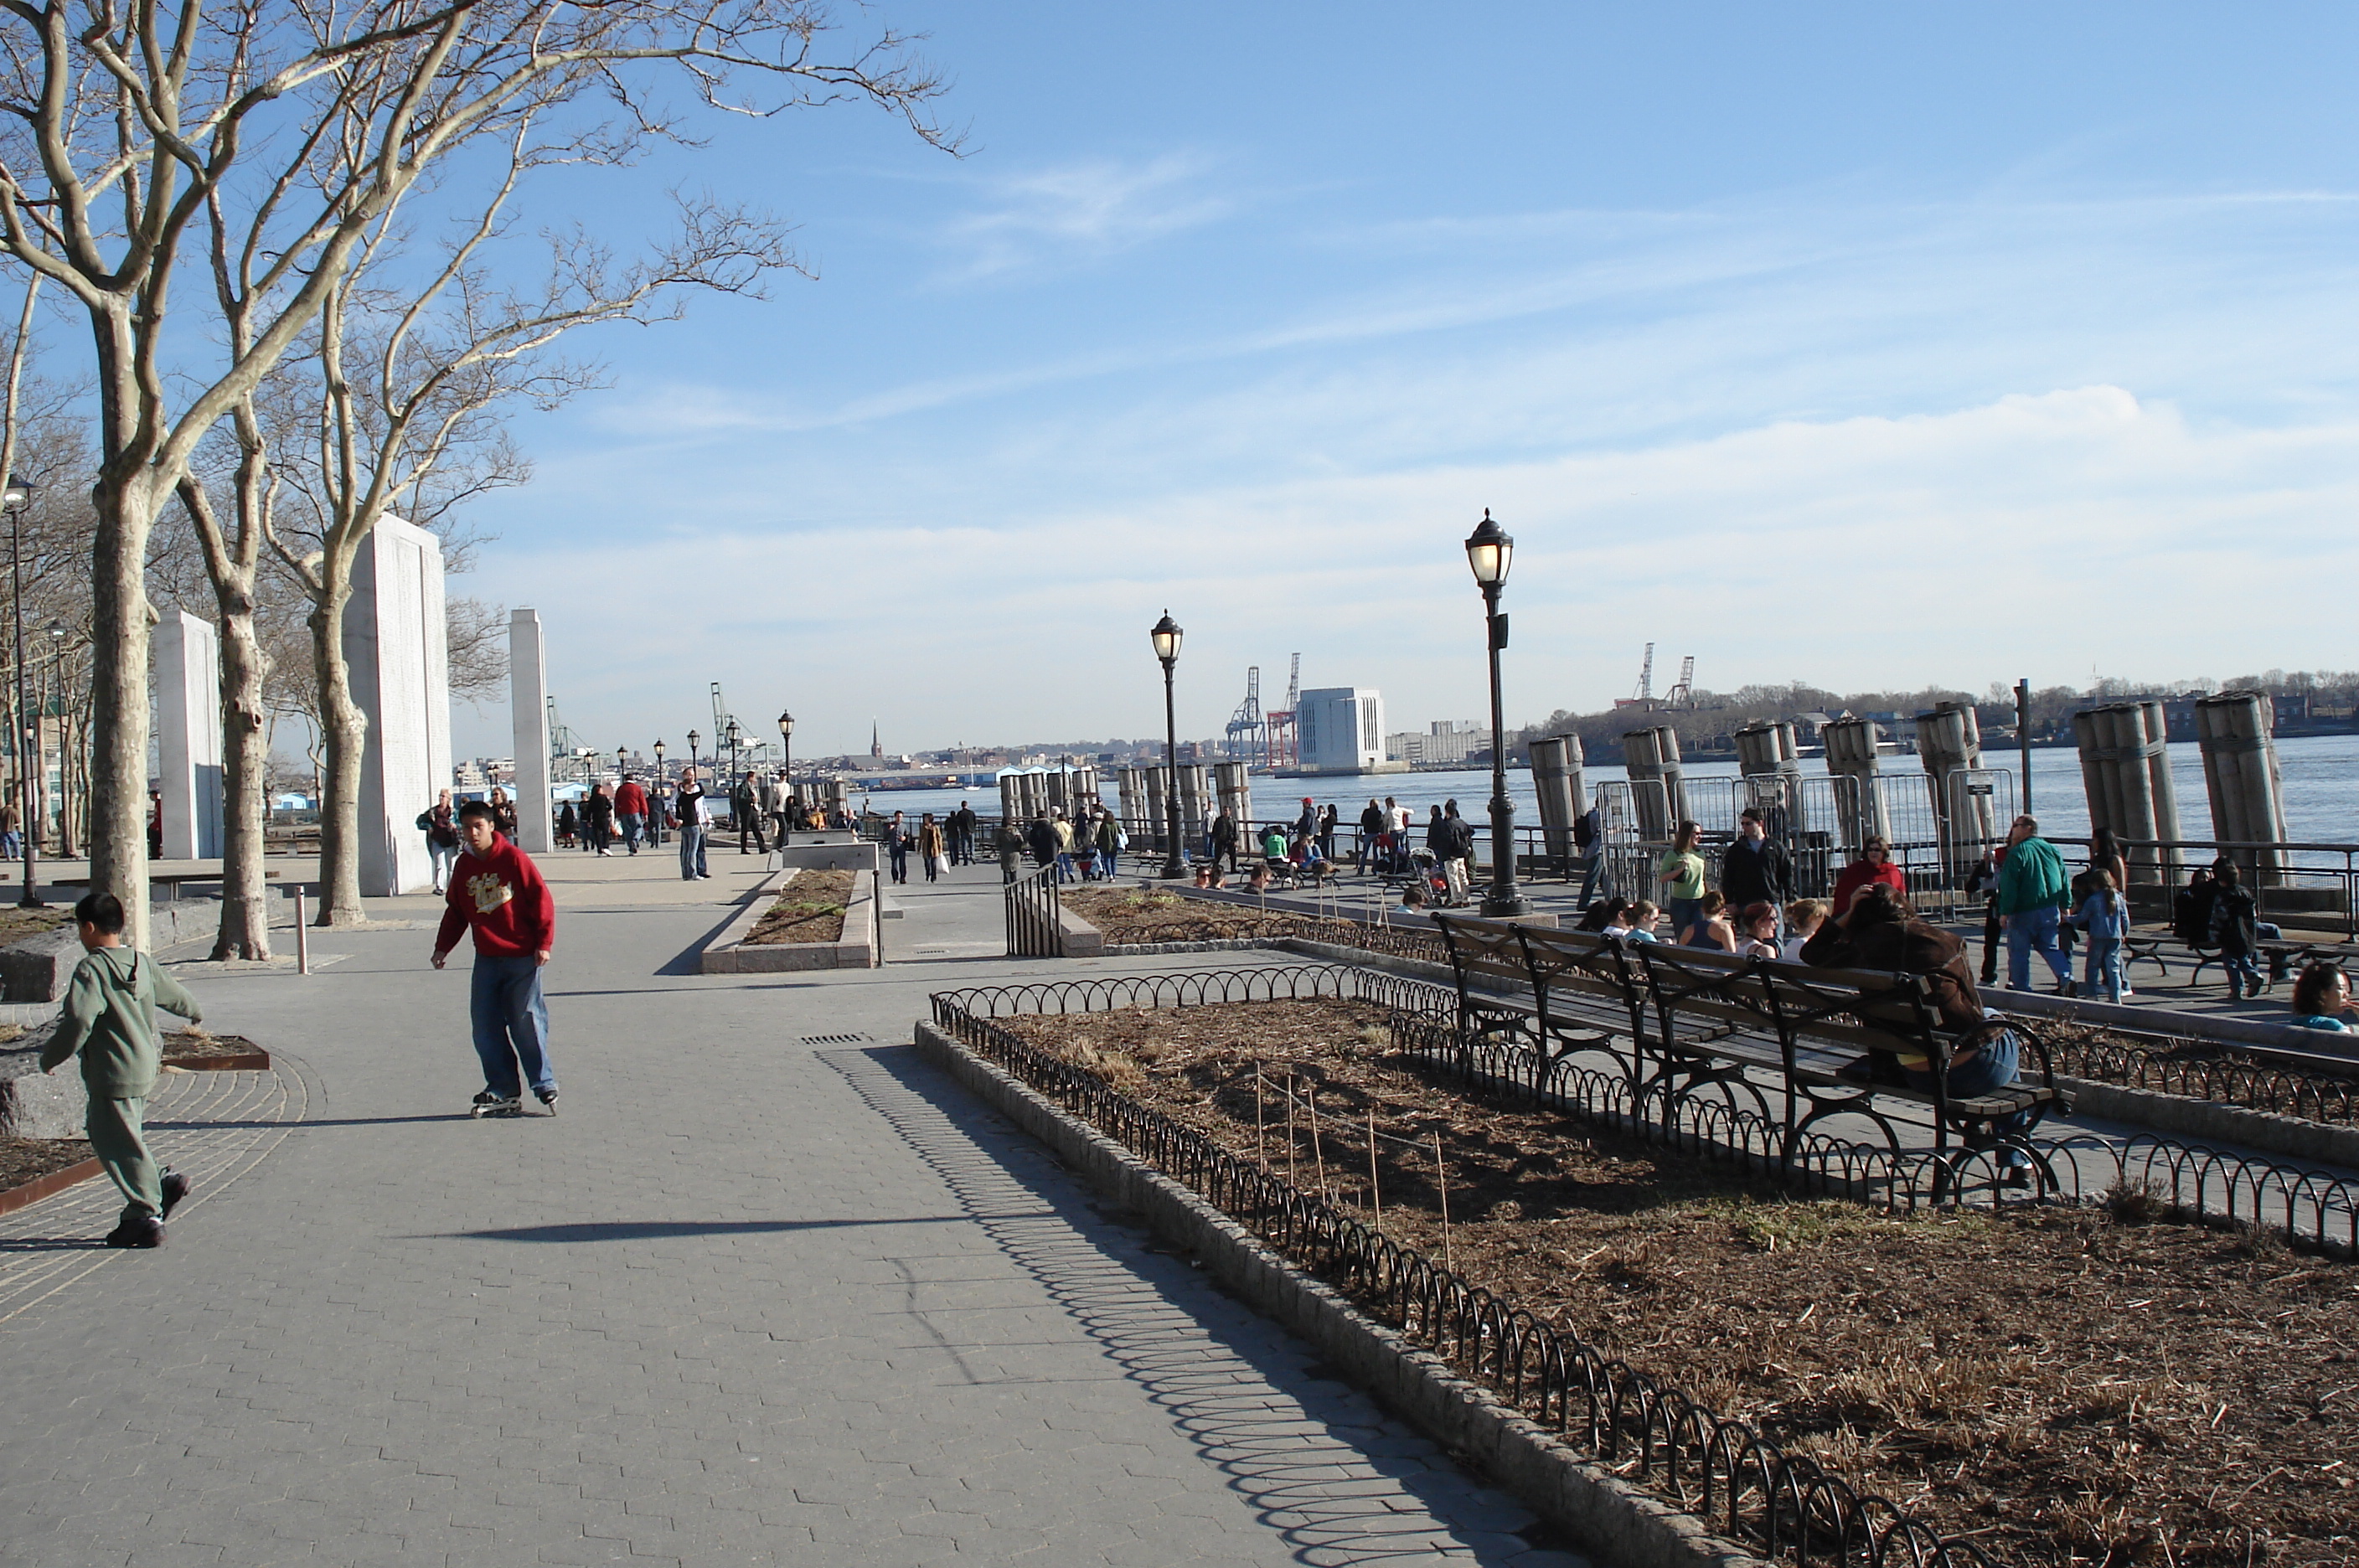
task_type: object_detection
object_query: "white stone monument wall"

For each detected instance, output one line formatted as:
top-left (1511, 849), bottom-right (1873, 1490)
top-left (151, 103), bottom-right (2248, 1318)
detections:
top-left (509, 608), bottom-right (553, 854)
top-left (344, 515), bottom-right (451, 897)
top-left (155, 610), bottom-right (224, 859)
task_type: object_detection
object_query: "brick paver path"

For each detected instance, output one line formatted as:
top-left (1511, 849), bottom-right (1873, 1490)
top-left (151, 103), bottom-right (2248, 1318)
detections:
top-left (0, 854), bottom-right (1586, 1567)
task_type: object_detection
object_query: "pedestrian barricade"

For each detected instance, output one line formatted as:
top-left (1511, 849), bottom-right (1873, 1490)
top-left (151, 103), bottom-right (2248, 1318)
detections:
top-left (1431, 915), bottom-right (2066, 1193)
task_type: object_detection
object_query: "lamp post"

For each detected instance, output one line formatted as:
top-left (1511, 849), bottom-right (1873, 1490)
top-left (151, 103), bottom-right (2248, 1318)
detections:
top-left (777, 710), bottom-right (793, 830)
top-left (3, 476), bottom-right (35, 905)
top-left (1465, 509), bottom-right (1529, 918)
top-left (687, 729), bottom-right (700, 776)
top-left (650, 740), bottom-right (667, 845)
top-left (1150, 611), bottom-right (1185, 879)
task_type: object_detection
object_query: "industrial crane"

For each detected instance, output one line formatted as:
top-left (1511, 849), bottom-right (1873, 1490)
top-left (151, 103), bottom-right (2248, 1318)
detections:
top-left (1633, 642), bottom-right (1654, 705)
top-left (1225, 666), bottom-right (1266, 763)
top-left (1664, 656), bottom-right (1696, 709)
top-left (1264, 653), bottom-right (1302, 768)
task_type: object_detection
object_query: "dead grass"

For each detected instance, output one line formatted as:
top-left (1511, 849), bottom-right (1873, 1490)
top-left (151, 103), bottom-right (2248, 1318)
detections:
top-left (998, 998), bottom-right (2359, 1566)
top-left (1062, 885), bottom-right (1321, 945)
top-left (746, 869), bottom-right (854, 945)
top-left (0, 1134), bottom-right (90, 1194)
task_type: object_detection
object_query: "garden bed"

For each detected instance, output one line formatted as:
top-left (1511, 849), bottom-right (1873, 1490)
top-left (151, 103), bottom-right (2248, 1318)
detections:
top-left (163, 1030), bottom-right (271, 1071)
top-left (746, 869), bottom-right (854, 945)
top-left (0, 909), bottom-right (68, 944)
top-left (1061, 886), bottom-right (1328, 946)
top-left (0, 1133), bottom-right (95, 1215)
top-left (998, 998), bottom-right (2358, 1567)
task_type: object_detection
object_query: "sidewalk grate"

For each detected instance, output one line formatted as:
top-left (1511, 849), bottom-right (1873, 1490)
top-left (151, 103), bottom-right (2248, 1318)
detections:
top-left (800, 1032), bottom-right (873, 1046)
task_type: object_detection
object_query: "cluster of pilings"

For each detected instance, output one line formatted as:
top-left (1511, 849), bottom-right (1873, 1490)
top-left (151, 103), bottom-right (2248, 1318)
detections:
top-left (1819, 715), bottom-right (1889, 850)
top-left (1529, 735), bottom-right (1586, 859)
top-left (2071, 699), bottom-right (2181, 885)
top-left (2193, 691), bottom-right (2291, 882)
top-left (1620, 725), bottom-right (1688, 839)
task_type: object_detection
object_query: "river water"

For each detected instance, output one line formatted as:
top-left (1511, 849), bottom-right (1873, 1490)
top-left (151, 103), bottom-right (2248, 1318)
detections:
top-left (843, 733), bottom-right (2359, 847)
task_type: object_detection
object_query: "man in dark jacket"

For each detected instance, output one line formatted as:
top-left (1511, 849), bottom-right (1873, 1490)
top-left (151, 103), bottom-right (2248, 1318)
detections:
top-left (1357, 799), bottom-right (1386, 874)
top-left (1439, 799), bottom-right (1474, 905)
top-left (1210, 810), bottom-right (1239, 874)
top-left (1025, 812), bottom-right (1058, 870)
top-left (1720, 807), bottom-right (1793, 915)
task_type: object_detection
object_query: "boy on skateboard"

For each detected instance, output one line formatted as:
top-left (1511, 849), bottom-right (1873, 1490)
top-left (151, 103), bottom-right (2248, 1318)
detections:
top-left (40, 892), bottom-right (204, 1248)
top-left (431, 799), bottom-right (559, 1117)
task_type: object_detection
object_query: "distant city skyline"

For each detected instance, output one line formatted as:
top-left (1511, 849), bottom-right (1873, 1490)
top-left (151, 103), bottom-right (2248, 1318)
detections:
top-left (449, 4), bottom-right (2359, 761)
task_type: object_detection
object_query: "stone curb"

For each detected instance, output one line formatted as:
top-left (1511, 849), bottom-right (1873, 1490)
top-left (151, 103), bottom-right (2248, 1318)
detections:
top-left (913, 1017), bottom-right (1771, 1568)
top-left (700, 869), bottom-right (879, 972)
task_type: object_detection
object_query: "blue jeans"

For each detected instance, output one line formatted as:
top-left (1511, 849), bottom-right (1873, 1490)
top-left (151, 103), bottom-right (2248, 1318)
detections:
top-left (2224, 951), bottom-right (2260, 990)
top-left (1098, 847), bottom-right (1117, 879)
top-left (428, 839), bottom-right (458, 891)
top-left (619, 813), bottom-right (643, 854)
top-left (2006, 906), bottom-right (2073, 990)
top-left (1052, 851), bottom-right (1074, 884)
top-left (470, 954), bottom-right (555, 1099)
top-left (679, 823), bottom-right (708, 879)
top-left (890, 840), bottom-right (909, 883)
top-left (1904, 1028), bottom-right (2033, 1159)
top-left (1576, 851), bottom-right (1603, 909)
top-left (2083, 936), bottom-right (2124, 1003)
top-left (1666, 896), bottom-right (1704, 939)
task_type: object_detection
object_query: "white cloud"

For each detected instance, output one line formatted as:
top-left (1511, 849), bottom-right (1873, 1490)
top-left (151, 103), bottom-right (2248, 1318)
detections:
top-left (937, 152), bottom-right (1232, 281)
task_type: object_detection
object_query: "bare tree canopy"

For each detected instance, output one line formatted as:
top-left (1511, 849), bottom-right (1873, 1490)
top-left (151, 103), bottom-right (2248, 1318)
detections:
top-left (0, 0), bottom-right (957, 941)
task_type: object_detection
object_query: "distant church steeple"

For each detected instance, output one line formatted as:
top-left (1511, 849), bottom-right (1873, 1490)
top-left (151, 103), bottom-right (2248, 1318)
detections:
top-left (871, 721), bottom-right (883, 761)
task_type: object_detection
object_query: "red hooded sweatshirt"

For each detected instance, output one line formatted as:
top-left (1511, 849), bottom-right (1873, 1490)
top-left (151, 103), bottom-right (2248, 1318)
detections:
top-left (613, 780), bottom-right (648, 817)
top-left (435, 834), bottom-right (555, 959)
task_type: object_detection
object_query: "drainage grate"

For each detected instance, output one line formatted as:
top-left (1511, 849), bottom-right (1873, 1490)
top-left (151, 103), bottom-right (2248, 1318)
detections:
top-left (801, 1033), bottom-right (873, 1046)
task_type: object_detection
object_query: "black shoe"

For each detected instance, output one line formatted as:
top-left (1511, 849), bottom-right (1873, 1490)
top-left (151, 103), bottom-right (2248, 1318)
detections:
top-left (159, 1169), bottom-right (191, 1220)
top-left (104, 1216), bottom-right (167, 1248)
top-left (471, 1093), bottom-right (523, 1119)
top-left (2057, 979), bottom-right (2077, 998)
top-left (2000, 1164), bottom-right (2033, 1189)
top-left (536, 1088), bottom-right (559, 1116)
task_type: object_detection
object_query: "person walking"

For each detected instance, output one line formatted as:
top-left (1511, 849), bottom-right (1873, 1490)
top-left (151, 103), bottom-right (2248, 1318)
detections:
top-left (732, 774), bottom-right (767, 855)
top-left (614, 773), bottom-right (649, 855)
top-left (1440, 799), bottom-right (1474, 906)
top-left (0, 801), bottom-right (19, 859)
top-left (421, 787), bottom-right (461, 894)
top-left (887, 810), bottom-right (910, 885)
top-left (759, 772), bottom-right (787, 850)
top-left (584, 781), bottom-right (615, 857)
top-left (918, 813), bottom-right (947, 882)
top-left (487, 787), bottom-right (519, 839)
top-left (674, 767), bottom-right (712, 881)
top-left (1094, 807), bottom-right (1121, 879)
top-left (1719, 808), bottom-right (1792, 924)
top-left (1210, 808), bottom-right (1240, 874)
top-left (39, 891), bottom-right (204, 1247)
top-left (2070, 869), bottom-right (2130, 1003)
top-left (556, 799), bottom-right (578, 849)
top-left (1356, 799), bottom-right (1385, 874)
top-left (1050, 808), bottom-right (1075, 883)
top-left (1655, 820), bottom-right (1707, 937)
top-left (431, 800), bottom-right (559, 1118)
top-left (1025, 812), bottom-right (1057, 874)
top-left (1573, 800), bottom-right (1606, 909)
top-left (998, 818), bottom-right (1028, 883)
top-left (1997, 814), bottom-right (2074, 995)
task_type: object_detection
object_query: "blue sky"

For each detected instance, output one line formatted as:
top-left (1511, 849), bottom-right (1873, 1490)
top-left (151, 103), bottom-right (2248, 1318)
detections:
top-left (452, 3), bottom-right (2359, 761)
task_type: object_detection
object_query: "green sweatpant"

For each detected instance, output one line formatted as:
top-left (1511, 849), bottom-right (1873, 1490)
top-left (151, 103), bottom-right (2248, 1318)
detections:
top-left (86, 1094), bottom-right (161, 1223)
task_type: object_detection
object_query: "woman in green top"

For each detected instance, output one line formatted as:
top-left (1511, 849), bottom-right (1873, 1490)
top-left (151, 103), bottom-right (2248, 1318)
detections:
top-left (1656, 820), bottom-right (1707, 940)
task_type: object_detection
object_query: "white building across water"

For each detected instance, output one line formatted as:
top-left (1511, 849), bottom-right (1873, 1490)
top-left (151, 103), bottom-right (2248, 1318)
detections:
top-left (1297, 687), bottom-right (1401, 774)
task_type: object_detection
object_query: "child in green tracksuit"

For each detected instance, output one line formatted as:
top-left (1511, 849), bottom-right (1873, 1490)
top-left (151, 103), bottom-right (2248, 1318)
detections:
top-left (39, 892), bottom-right (204, 1248)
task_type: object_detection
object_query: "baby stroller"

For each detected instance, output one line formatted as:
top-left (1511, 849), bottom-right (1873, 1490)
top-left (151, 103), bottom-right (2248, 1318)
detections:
top-left (1405, 848), bottom-right (1457, 907)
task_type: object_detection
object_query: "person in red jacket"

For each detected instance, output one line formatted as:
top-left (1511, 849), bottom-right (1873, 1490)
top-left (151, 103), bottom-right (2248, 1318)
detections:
top-left (613, 774), bottom-right (650, 855)
top-left (431, 800), bottom-right (559, 1117)
top-left (1830, 834), bottom-right (1906, 918)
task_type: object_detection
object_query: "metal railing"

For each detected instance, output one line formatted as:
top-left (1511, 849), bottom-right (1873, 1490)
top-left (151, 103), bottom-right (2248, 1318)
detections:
top-left (1003, 861), bottom-right (1063, 957)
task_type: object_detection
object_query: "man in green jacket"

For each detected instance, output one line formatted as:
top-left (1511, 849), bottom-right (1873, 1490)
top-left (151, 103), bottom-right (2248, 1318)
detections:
top-left (40, 892), bottom-right (205, 1248)
top-left (1996, 814), bottom-right (2075, 996)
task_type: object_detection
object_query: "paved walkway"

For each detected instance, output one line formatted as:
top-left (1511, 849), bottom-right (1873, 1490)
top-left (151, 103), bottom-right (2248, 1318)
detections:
top-left (0, 849), bottom-right (1585, 1568)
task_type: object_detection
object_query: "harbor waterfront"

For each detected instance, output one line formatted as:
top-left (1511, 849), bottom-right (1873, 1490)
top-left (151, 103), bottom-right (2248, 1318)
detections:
top-left (844, 732), bottom-right (2359, 846)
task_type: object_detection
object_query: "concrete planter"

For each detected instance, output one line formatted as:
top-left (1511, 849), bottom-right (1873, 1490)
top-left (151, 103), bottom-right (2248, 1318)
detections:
top-left (701, 864), bottom-right (880, 973)
top-left (0, 897), bottom-right (223, 1003)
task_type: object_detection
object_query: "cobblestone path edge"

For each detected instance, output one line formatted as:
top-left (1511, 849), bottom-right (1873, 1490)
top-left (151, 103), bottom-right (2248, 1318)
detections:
top-left (911, 1017), bottom-right (1771, 1568)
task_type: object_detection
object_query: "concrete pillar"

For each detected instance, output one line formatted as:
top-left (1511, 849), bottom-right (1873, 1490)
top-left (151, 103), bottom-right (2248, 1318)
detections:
top-left (1527, 735), bottom-right (1582, 862)
top-left (1116, 767), bottom-right (1143, 841)
top-left (154, 611), bottom-right (224, 860)
top-left (508, 608), bottom-right (552, 854)
top-left (2073, 700), bottom-right (2181, 885)
top-left (1143, 766), bottom-right (1169, 852)
top-left (1916, 700), bottom-right (1993, 875)
top-left (1175, 765), bottom-right (1209, 856)
top-left (1071, 766), bottom-right (1098, 809)
top-left (344, 515), bottom-right (451, 896)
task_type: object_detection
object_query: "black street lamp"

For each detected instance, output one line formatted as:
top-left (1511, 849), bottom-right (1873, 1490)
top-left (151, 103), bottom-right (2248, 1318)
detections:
top-left (1465, 509), bottom-right (1529, 918)
top-left (615, 744), bottom-right (627, 778)
top-left (777, 710), bottom-right (793, 826)
top-left (650, 740), bottom-right (667, 845)
top-left (4, 475), bottom-right (37, 906)
top-left (1150, 611), bottom-right (1185, 879)
top-left (687, 729), bottom-right (700, 776)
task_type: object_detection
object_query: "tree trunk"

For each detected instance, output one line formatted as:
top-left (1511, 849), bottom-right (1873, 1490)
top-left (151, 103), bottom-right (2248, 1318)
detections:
top-left (311, 584), bottom-right (368, 926)
top-left (89, 468), bottom-right (155, 948)
top-left (213, 577), bottom-right (273, 959)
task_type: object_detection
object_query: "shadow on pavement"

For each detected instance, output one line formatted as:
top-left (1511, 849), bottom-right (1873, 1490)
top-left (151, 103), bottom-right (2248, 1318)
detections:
top-left (431, 1215), bottom-right (1024, 1243)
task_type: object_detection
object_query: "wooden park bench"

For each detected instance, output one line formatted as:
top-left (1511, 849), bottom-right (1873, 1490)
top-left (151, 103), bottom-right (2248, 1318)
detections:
top-left (1431, 915), bottom-right (2067, 1189)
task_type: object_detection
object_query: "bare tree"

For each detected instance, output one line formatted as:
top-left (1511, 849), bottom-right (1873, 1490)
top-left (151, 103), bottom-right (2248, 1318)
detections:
top-left (0, 1), bottom-right (953, 945)
top-left (445, 595), bottom-right (508, 706)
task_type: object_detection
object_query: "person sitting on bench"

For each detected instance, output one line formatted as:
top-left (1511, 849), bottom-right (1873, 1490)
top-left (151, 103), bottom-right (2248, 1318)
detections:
top-left (1247, 863), bottom-right (1272, 895)
top-left (1576, 896), bottom-right (1629, 934)
top-left (2288, 962), bottom-right (2357, 1038)
top-left (1801, 883), bottom-right (2036, 1182)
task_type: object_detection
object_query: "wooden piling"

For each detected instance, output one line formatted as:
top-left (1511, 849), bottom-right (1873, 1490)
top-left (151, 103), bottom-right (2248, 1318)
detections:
top-left (1916, 700), bottom-right (1995, 874)
top-left (1819, 716), bottom-right (1889, 854)
top-left (1620, 725), bottom-right (1688, 839)
top-left (2196, 691), bottom-right (2290, 883)
top-left (1142, 767), bottom-right (1169, 852)
top-left (2073, 701), bottom-right (2181, 884)
top-left (1214, 761), bottom-right (1253, 844)
top-left (1175, 765), bottom-right (1210, 855)
top-left (1527, 735), bottom-right (1584, 861)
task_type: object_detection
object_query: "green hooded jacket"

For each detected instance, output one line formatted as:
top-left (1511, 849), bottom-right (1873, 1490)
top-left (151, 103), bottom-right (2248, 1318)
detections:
top-left (39, 945), bottom-right (204, 1099)
top-left (1996, 835), bottom-right (2071, 917)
